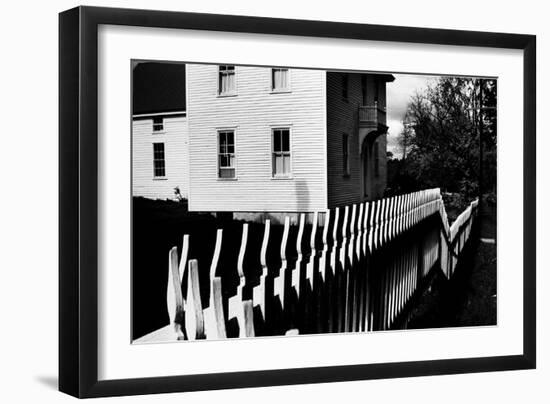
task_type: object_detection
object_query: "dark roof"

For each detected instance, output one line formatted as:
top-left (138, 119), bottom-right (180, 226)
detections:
top-left (132, 62), bottom-right (186, 115)
top-left (379, 74), bottom-right (396, 83)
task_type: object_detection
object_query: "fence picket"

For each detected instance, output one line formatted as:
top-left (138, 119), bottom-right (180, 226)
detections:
top-left (228, 225), bottom-right (255, 338)
top-left (274, 216), bottom-right (290, 311)
top-left (291, 213), bottom-right (306, 299)
top-left (204, 229), bottom-right (226, 339)
top-left (316, 209), bottom-right (331, 333)
top-left (306, 211), bottom-right (319, 289)
top-left (184, 259), bottom-right (205, 340)
top-left (144, 188), bottom-right (481, 342)
top-left (253, 220), bottom-right (270, 324)
top-left (166, 246), bottom-right (185, 340)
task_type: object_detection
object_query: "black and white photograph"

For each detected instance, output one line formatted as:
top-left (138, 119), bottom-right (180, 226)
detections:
top-left (131, 61), bottom-right (497, 343)
top-left (0, 0), bottom-right (543, 401)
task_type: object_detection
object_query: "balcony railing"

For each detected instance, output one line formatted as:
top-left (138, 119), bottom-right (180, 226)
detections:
top-left (358, 103), bottom-right (387, 128)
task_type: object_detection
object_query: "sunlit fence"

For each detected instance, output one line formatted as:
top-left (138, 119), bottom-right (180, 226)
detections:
top-left (135, 188), bottom-right (478, 343)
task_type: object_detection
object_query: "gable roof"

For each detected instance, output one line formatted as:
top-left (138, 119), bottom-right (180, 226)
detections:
top-left (132, 62), bottom-right (186, 115)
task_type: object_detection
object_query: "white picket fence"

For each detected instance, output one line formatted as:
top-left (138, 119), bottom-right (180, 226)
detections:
top-left (135, 188), bottom-right (478, 343)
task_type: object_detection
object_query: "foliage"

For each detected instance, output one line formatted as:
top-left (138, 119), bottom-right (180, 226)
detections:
top-left (388, 77), bottom-right (497, 202)
top-left (174, 186), bottom-right (186, 203)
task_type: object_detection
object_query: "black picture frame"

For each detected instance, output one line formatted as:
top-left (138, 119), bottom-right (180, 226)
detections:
top-left (59, 6), bottom-right (536, 398)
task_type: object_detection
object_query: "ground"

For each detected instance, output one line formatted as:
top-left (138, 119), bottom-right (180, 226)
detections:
top-left (407, 201), bottom-right (497, 328)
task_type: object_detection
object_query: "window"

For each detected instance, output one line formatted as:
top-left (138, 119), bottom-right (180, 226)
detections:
top-left (361, 75), bottom-right (367, 105)
top-left (218, 130), bottom-right (236, 178)
top-left (152, 117), bottom-right (163, 132)
top-left (153, 143), bottom-right (166, 177)
top-left (271, 68), bottom-right (289, 91)
top-left (342, 133), bottom-right (350, 177)
top-left (272, 128), bottom-right (291, 177)
top-left (342, 74), bottom-right (349, 100)
top-left (218, 65), bottom-right (235, 94)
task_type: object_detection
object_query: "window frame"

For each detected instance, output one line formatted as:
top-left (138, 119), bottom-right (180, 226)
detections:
top-left (271, 127), bottom-right (292, 179)
top-left (152, 142), bottom-right (166, 179)
top-left (361, 75), bottom-right (367, 105)
top-left (152, 116), bottom-right (164, 132)
top-left (270, 67), bottom-right (291, 93)
top-left (341, 73), bottom-right (349, 100)
top-left (217, 129), bottom-right (237, 180)
top-left (343, 133), bottom-right (350, 177)
top-left (218, 65), bottom-right (236, 96)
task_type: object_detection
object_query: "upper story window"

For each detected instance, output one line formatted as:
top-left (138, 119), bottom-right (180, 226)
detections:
top-left (152, 117), bottom-right (164, 132)
top-left (342, 74), bottom-right (349, 100)
top-left (272, 128), bottom-right (291, 177)
top-left (153, 143), bottom-right (166, 178)
top-left (361, 75), bottom-right (367, 105)
top-left (271, 68), bottom-right (289, 91)
top-left (218, 65), bottom-right (236, 95)
top-left (218, 130), bottom-right (236, 179)
top-left (342, 133), bottom-right (350, 177)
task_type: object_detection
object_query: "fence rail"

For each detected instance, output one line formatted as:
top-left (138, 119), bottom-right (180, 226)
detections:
top-left (135, 188), bottom-right (478, 343)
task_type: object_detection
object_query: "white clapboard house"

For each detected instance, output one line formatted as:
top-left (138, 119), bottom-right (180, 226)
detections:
top-left (132, 62), bottom-right (189, 201)
top-left (133, 62), bottom-right (394, 218)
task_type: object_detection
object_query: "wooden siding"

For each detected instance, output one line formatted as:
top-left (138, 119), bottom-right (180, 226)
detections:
top-left (326, 72), bottom-right (388, 208)
top-left (187, 64), bottom-right (327, 213)
top-left (132, 115), bottom-right (189, 200)
top-left (371, 134), bottom-right (388, 198)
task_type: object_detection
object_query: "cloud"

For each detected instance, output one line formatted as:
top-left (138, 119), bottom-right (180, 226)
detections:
top-left (387, 119), bottom-right (404, 157)
top-left (385, 74), bottom-right (436, 158)
top-left (386, 74), bottom-right (435, 122)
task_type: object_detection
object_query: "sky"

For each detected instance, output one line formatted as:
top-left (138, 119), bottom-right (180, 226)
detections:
top-left (385, 74), bottom-right (437, 158)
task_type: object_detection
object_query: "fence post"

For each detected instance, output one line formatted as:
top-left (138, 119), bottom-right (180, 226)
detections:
top-left (274, 216), bottom-right (290, 310)
top-left (291, 213), bottom-right (306, 300)
top-left (184, 259), bottom-right (205, 340)
top-left (228, 224), bottom-right (255, 338)
top-left (290, 213), bottom-right (306, 330)
top-left (352, 203), bottom-right (363, 332)
top-left (272, 216), bottom-right (290, 332)
top-left (344, 205), bottom-right (356, 331)
top-left (166, 246), bottom-right (185, 340)
top-left (253, 220), bottom-right (270, 326)
top-left (328, 207), bottom-right (340, 333)
top-left (361, 201), bottom-right (370, 332)
top-left (306, 211), bottom-right (319, 290)
top-left (166, 236), bottom-right (189, 340)
top-left (316, 209), bottom-right (330, 333)
top-left (204, 229), bottom-right (227, 339)
top-left (303, 211), bottom-right (318, 334)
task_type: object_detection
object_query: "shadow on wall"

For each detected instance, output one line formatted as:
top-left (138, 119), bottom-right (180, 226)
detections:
top-left (232, 178), bottom-right (313, 225)
top-left (295, 179), bottom-right (310, 213)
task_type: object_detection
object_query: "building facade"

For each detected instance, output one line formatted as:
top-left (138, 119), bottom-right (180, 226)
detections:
top-left (132, 112), bottom-right (189, 200)
top-left (133, 63), bottom-right (394, 214)
top-left (132, 62), bottom-right (189, 201)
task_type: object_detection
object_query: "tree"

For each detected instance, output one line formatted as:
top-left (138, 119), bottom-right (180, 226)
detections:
top-left (398, 117), bottom-right (414, 159)
top-left (390, 77), bottom-right (497, 201)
